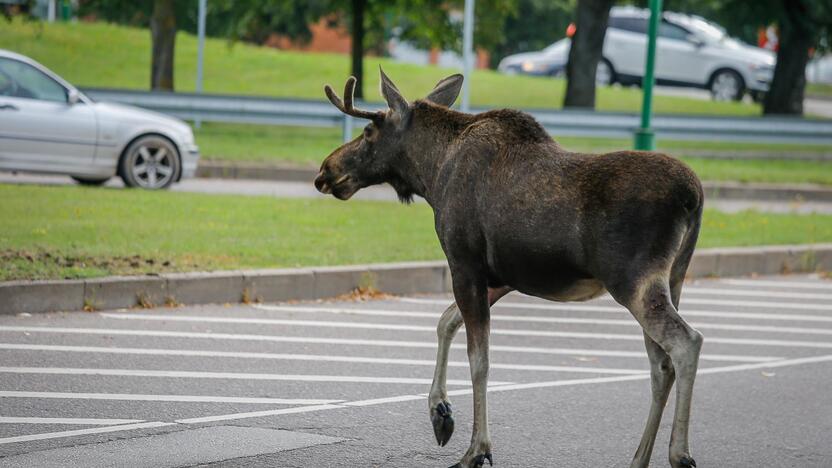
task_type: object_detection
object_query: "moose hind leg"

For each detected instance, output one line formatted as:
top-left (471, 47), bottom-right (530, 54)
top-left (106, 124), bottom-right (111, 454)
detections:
top-left (630, 332), bottom-right (675, 468)
top-left (627, 278), bottom-right (702, 468)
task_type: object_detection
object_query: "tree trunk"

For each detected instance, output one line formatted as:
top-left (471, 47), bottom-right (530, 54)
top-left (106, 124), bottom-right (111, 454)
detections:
top-left (563, 0), bottom-right (615, 109)
top-left (351, 0), bottom-right (366, 99)
top-left (763, 0), bottom-right (815, 115)
top-left (150, 0), bottom-right (176, 91)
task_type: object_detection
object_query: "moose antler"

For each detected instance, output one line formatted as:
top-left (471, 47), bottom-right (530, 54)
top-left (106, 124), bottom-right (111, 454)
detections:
top-left (324, 76), bottom-right (380, 120)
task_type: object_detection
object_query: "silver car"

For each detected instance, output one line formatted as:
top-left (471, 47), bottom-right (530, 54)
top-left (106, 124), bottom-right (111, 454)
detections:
top-left (0, 49), bottom-right (199, 189)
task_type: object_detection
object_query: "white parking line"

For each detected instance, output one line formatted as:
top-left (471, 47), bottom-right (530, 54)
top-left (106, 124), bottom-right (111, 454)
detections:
top-left (677, 287), bottom-right (832, 301)
top-left (400, 296), bottom-right (832, 314)
top-left (718, 278), bottom-right (832, 291)
top-left (258, 302), bottom-right (832, 324)
top-left (0, 367), bottom-right (508, 386)
top-left (0, 391), bottom-right (344, 405)
top-left (249, 306), bottom-right (832, 336)
top-left (0, 344), bottom-right (646, 375)
top-left (100, 312), bottom-right (832, 340)
top-left (175, 404), bottom-right (342, 424)
top-left (0, 421), bottom-right (175, 445)
top-left (0, 326), bottom-right (783, 362)
top-left (172, 353), bottom-right (832, 426)
top-left (0, 417), bottom-right (144, 425)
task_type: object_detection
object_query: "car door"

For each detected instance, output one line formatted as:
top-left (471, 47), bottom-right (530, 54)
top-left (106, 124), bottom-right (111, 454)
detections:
top-left (604, 16), bottom-right (648, 80)
top-left (0, 57), bottom-right (97, 174)
top-left (655, 21), bottom-right (709, 86)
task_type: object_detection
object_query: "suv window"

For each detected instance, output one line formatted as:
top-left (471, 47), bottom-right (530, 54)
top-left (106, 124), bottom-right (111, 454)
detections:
top-left (608, 16), bottom-right (648, 34)
top-left (0, 57), bottom-right (67, 103)
top-left (659, 21), bottom-right (691, 41)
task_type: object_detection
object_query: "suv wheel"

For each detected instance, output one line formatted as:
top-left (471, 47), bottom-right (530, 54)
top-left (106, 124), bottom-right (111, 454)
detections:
top-left (710, 70), bottom-right (744, 101)
top-left (119, 135), bottom-right (181, 190)
top-left (596, 59), bottom-right (614, 86)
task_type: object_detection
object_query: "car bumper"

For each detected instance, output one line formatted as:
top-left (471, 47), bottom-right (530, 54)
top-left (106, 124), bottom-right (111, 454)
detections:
top-left (181, 143), bottom-right (200, 179)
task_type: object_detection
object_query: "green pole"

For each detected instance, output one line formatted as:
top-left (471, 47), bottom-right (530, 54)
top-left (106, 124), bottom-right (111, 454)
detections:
top-left (634, 0), bottom-right (663, 151)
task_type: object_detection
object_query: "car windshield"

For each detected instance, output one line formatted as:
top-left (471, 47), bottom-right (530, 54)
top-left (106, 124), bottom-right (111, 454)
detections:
top-left (686, 17), bottom-right (726, 42)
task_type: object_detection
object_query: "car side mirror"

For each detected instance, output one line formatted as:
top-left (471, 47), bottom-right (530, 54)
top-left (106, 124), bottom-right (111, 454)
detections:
top-left (67, 88), bottom-right (80, 105)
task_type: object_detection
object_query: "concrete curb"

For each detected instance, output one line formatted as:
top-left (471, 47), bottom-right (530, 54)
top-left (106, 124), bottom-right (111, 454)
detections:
top-left (196, 162), bottom-right (832, 203)
top-left (2, 244), bottom-right (830, 315)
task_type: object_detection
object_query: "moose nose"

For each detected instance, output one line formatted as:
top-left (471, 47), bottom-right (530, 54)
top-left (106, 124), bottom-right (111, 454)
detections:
top-left (314, 171), bottom-right (331, 194)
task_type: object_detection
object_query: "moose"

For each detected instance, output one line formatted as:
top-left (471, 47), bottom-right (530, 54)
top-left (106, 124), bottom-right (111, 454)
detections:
top-left (315, 69), bottom-right (704, 468)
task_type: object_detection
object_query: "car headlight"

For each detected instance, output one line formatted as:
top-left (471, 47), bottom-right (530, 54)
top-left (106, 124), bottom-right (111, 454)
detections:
top-left (521, 61), bottom-right (540, 72)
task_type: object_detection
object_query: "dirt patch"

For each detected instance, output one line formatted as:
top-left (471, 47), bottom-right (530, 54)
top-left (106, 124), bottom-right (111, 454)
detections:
top-left (0, 249), bottom-right (182, 280)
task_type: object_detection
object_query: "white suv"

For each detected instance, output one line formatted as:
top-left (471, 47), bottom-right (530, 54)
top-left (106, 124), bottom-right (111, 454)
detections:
top-left (499, 6), bottom-right (776, 102)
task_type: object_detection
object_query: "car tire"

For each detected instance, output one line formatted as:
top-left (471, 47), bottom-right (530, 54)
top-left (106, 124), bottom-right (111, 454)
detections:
top-left (119, 135), bottom-right (181, 190)
top-left (71, 176), bottom-right (110, 186)
top-left (710, 69), bottom-right (744, 102)
top-left (596, 59), bottom-right (615, 86)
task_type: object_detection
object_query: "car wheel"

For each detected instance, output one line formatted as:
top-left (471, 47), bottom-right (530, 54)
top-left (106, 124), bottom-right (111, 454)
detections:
top-left (596, 59), bottom-right (614, 86)
top-left (710, 70), bottom-right (744, 101)
top-left (71, 176), bottom-right (110, 186)
top-left (119, 135), bottom-right (181, 190)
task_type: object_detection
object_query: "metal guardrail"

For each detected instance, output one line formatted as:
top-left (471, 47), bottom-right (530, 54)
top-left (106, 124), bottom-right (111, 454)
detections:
top-left (82, 87), bottom-right (832, 145)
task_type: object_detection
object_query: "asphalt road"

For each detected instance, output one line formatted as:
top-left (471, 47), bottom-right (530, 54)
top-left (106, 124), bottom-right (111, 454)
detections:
top-left (3, 173), bottom-right (832, 215)
top-left (1, 274), bottom-right (831, 467)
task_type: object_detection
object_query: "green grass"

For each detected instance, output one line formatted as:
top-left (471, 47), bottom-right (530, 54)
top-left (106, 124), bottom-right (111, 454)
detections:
top-left (680, 158), bottom-right (832, 186)
top-left (0, 18), bottom-right (762, 116)
top-left (3, 183), bottom-right (832, 281)
top-left (807, 83), bottom-right (832, 99)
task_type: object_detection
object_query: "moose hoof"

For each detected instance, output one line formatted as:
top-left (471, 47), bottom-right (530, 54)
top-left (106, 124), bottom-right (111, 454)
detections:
top-left (431, 401), bottom-right (455, 446)
top-left (678, 456), bottom-right (696, 468)
top-left (448, 453), bottom-right (493, 468)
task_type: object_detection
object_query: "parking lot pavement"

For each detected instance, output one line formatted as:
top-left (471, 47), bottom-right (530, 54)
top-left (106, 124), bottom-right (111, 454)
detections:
top-left (0, 274), bottom-right (831, 467)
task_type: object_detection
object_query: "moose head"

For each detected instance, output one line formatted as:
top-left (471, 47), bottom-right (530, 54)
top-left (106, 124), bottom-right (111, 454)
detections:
top-left (314, 68), bottom-right (463, 201)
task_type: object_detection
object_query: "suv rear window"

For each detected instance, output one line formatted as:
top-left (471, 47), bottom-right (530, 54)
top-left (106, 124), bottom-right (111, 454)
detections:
top-left (608, 16), bottom-right (648, 34)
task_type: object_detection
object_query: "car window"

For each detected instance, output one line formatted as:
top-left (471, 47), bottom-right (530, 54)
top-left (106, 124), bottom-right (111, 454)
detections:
top-left (0, 57), bottom-right (67, 103)
top-left (659, 22), bottom-right (691, 41)
top-left (609, 16), bottom-right (647, 34)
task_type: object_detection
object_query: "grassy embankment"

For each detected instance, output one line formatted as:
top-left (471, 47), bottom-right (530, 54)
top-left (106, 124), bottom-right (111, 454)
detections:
top-left (3, 184), bottom-right (832, 281)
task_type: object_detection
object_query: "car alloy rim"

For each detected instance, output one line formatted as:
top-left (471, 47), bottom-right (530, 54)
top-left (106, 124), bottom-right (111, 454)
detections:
top-left (712, 72), bottom-right (739, 101)
top-left (130, 142), bottom-right (175, 188)
top-left (596, 61), bottom-right (612, 86)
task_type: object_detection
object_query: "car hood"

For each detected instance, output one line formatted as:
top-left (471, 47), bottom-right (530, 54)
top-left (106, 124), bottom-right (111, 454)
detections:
top-left (500, 51), bottom-right (545, 67)
top-left (91, 101), bottom-right (191, 134)
top-left (718, 39), bottom-right (776, 66)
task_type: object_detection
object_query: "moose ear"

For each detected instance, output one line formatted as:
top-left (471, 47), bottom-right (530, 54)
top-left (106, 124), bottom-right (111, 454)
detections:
top-left (425, 74), bottom-right (463, 107)
top-left (379, 67), bottom-right (409, 118)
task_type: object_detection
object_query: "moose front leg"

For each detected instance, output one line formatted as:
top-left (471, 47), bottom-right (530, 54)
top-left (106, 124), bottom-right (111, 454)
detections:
top-left (430, 287), bottom-right (511, 448)
top-left (446, 276), bottom-right (494, 468)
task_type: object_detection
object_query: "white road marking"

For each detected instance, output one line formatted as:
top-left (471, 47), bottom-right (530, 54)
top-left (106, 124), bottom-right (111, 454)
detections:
top-left (170, 353), bottom-right (832, 426)
top-left (251, 305), bottom-right (832, 336)
top-left (718, 278), bottom-right (832, 291)
top-left (0, 390), bottom-right (344, 405)
top-left (400, 296), bottom-right (832, 315)
top-left (0, 421), bottom-right (175, 445)
top-left (100, 312), bottom-right (832, 339)
top-left (0, 417), bottom-right (144, 425)
top-left (0, 367), bottom-right (501, 386)
top-left (0, 325), bottom-right (803, 355)
top-left (678, 287), bottom-right (832, 301)
top-left (175, 404), bottom-right (342, 424)
top-left (0, 344), bottom-right (646, 375)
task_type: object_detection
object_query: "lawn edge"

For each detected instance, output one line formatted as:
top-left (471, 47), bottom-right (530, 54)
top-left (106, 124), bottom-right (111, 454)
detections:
top-left (2, 244), bottom-right (830, 315)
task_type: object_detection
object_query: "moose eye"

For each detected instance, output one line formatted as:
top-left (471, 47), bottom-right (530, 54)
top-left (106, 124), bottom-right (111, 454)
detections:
top-left (363, 125), bottom-right (373, 138)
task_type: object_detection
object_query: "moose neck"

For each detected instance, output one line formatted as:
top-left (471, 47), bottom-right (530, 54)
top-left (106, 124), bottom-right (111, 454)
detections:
top-left (389, 101), bottom-right (476, 207)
